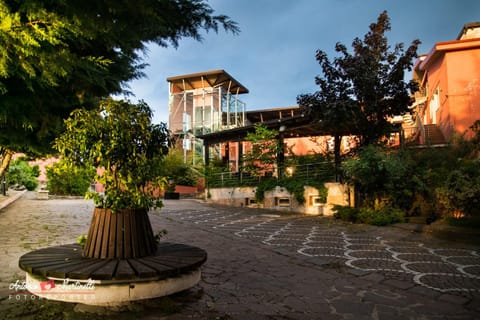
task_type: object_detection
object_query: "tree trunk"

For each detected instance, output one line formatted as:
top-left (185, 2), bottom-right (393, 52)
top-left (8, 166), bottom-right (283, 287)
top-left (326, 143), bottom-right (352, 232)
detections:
top-left (83, 208), bottom-right (157, 259)
top-left (0, 148), bottom-right (14, 181)
top-left (334, 134), bottom-right (342, 182)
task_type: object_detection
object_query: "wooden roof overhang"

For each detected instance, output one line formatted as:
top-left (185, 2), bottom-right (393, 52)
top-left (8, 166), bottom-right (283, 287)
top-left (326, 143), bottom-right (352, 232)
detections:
top-left (197, 112), bottom-right (331, 146)
top-left (245, 106), bottom-right (305, 123)
top-left (167, 69), bottom-right (249, 94)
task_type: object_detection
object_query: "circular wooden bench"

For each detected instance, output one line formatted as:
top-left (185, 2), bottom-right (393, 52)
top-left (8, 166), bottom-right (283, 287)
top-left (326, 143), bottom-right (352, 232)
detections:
top-left (18, 242), bottom-right (207, 305)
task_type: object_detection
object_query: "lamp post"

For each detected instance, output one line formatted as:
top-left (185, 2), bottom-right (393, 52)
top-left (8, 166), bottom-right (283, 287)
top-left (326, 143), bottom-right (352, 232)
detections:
top-left (277, 125), bottom-right (286, 179)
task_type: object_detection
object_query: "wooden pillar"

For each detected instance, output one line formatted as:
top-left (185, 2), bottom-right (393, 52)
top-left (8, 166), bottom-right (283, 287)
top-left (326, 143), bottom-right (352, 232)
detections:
top-left (204, 142), bottom-right (210, 167)
top-left (277, 131), bottom-right (285, 179)
top-left (223, 142), bottom-right (230, 167)
top-left (238, 139), bottom-right (243, 172)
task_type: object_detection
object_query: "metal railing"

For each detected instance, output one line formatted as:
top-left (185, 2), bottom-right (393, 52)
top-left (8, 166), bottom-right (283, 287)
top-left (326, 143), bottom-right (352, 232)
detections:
top-left (207, 162), bottom-right (335, 188)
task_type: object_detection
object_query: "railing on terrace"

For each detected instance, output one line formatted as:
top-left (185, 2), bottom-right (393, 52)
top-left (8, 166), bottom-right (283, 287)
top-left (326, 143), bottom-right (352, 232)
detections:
top-left (207, 162), bottom-right (335, 188)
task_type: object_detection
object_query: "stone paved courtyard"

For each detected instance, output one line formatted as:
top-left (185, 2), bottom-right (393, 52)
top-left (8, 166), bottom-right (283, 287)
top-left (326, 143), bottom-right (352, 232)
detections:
top-left (164, 204), bottom-right (480, 294)
top-left (1, 193), bottom-right (480, 319)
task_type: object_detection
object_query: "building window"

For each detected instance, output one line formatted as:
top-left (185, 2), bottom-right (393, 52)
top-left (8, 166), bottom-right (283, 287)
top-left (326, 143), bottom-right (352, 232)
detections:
top-left (429, 87), bottom-right (440, 124)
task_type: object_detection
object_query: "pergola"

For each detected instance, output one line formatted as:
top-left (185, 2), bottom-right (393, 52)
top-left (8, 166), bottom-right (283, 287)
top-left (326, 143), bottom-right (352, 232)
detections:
top-left (197, 107), bottom-right (329, 176)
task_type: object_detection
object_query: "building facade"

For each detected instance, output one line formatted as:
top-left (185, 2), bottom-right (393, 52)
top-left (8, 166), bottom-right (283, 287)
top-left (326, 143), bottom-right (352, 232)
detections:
top-left (405, 22), bottom-right (480, 144)
top-left (167, 70), bottom-right (248, 164)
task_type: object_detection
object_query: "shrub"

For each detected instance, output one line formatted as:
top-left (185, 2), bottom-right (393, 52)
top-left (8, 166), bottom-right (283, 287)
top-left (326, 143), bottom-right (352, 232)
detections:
top-left (46, 160), bottom-right (94, 196)
top-left (436, 160), bottom-right (480, 218)
top-left (8, 159), bottom-right (39, 191)
top-left (343, 145), bottom-right (407, 208)
top-left (444, 216), bottom-right (480, 229)
top-left (333, 205), bottom-right (360, 222)
top-left (159, 149), bottom-right (198, 187)
top-left (333, 205), bottom-right (404, 226)
top-left (357, 206), bottom-right (405, 226)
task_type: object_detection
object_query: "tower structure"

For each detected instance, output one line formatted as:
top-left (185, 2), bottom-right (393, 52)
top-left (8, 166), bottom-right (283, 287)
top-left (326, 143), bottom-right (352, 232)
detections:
top-left (167, 70), bottom-right (248, 163)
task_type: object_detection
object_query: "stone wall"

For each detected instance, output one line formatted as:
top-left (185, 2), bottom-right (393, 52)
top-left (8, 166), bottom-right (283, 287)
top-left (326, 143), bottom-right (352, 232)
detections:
top-left (207, 183), bottom-right (351, 215)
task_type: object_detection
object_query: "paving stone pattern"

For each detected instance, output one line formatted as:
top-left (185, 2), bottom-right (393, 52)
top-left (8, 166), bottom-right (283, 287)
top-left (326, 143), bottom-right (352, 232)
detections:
top-left (162, 204), bottom-right (480, 294)
top-left (1, 195), bottom-right (480, 319)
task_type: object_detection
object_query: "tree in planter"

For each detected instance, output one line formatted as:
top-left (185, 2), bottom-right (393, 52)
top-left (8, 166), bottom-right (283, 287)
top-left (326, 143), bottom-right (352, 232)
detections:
top-left (0, 0), bottom-right (238, 183)
top-left (53, 98), bottom-right (170, 258)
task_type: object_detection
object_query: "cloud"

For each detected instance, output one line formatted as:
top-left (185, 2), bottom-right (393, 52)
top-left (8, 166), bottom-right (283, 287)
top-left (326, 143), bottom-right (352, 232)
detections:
top-left (126, 0), bottom-right (480, 124)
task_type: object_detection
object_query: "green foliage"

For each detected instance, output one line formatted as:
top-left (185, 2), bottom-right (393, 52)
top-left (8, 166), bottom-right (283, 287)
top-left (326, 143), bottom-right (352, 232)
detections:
top-left (53, 98), bottom-right (170, 211)
top-left (0, 0), bottom-right (238, 156)
top-left (357, 207), bottom-right (405, 226)
top-left (333, 205), bottom-right (360, 222)
top-left (343, 145), bottom-right (407, 208)
top-left (298, 11), bottom-right (420, 147)
top-left (159, 149), bottom-right (198, 188)
top-left (46, 159), bottom-right (94, 196)
top-left (243, 124), bottom-right (280, 176)
top-left (341, 133), bottom-right (480, 223)
top-left (76, 234), bottom-right (88, 248)
top-left (154, 229), bottom-right (169, 244)
top-left (444, 216), bottom-right (480, 229)
top-left (255, 177), bottom-right (328, 205)
top-left (333, 205), bottom-right (404, 226)
top-left (437, 160), bottom-right (480, 218)
top-left (7, 159), bottom-right (39, 190)
top-left (255, 179), bottom-right (278, 202)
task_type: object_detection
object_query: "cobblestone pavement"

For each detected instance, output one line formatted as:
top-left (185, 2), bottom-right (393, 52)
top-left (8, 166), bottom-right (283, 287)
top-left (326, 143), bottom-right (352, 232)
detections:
top-left (1, 194), bottom-right (480, 319)
top-left (161, 204), bottom-right (480, 294)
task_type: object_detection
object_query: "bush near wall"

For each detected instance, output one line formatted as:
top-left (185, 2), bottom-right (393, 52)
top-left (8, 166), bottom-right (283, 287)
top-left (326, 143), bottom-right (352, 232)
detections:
top-left (46, 160), bottom-right (94, 196)
top-left (333, 205), bottom-right (405, 226)
top-left (8, 159), bottom-right (39, 191)
top-left (342, 135), bottom-right (480, 225)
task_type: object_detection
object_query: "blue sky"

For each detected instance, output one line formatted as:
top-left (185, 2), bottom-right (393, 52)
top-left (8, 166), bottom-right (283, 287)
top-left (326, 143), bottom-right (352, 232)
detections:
top-left (122, 0), bottom-right (480, 125)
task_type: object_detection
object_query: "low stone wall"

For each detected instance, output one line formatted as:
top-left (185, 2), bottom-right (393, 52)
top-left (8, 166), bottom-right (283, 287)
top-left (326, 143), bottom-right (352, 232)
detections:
top-left (207, 187), bottom-right (257, 208)
top-left (207, 183), bottom-right (351, 215)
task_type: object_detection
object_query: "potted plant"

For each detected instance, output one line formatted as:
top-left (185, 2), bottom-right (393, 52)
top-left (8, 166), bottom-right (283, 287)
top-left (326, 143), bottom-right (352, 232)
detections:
top-left (54, 98), bottom-right (170, 259)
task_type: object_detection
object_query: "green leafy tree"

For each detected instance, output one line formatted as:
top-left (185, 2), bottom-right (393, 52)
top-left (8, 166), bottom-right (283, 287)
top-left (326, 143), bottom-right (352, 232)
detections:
top-left (242, 124), bottom-right (281, 177)
top-left (343, 145), bottom-right (407, 208)
top-left (298, 11), bottom-right (420, 170)
top-left (0, 0), bottom-right (238, 179)
top-left (159, 149), bottom-right (198, 191)
top-left (53, 98), bottom-right (170, 211)
top-left (7, 158), bottom-right (39, 191)
top-left (46, 159), bottom-right (94, 196)
top-left (437, 160), bottom-right (480, 218)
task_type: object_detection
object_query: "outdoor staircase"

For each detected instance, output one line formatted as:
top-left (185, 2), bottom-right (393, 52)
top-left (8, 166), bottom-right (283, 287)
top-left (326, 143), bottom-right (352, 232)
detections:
top-left (402, 113), bottom-right (415, 126)
top-left (423, 124), bottom-right (446, 145)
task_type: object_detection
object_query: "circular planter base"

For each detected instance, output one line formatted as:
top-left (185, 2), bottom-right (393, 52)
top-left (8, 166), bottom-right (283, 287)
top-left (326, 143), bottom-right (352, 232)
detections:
top-left (19, 242), bottom-right (207, 306)
top-left (25, 269), bottom-right (201, 306)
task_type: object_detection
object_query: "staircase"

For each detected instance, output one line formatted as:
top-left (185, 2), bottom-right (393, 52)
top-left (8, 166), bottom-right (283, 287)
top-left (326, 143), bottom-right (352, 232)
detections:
top-left (423, 124), bottom-right (446, 145)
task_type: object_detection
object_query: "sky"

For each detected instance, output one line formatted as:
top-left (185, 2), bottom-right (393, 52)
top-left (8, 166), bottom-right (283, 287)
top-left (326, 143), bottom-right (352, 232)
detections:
top-left (121, 0), bottom-right (480, 125)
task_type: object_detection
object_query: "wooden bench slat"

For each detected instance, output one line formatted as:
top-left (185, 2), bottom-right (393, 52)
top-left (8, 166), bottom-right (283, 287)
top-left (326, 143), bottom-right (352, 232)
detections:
top-left (89, 260), bottom-right (119, 280)
top-left (19, 242), bottom-right (207, 281)
top-left (42, 260), bottom-right (98, 279)
top-left (126, 259), bottom-right (158, 278)
top-left (67, 260), bottom-right (114, 279)
top-left (101, 208), bottom-right (112, 259)
top-left (114, 260), bottom-right (137, 280)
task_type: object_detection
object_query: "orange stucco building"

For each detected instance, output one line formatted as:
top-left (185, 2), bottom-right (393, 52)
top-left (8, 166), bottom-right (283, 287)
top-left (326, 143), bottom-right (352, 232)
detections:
top-left (167, 22), bottom-right (480, 169)
top-left (406, 22), bottom-right (480, 144)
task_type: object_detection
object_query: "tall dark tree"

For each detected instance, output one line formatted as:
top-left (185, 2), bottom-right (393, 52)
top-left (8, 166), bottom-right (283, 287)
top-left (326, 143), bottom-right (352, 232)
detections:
top-left (297, 50), bottom-right (358, 178)
top-left (0, 0), bottom-right (238, 178)
top-left (298, 11), bottom-right (420, 174)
